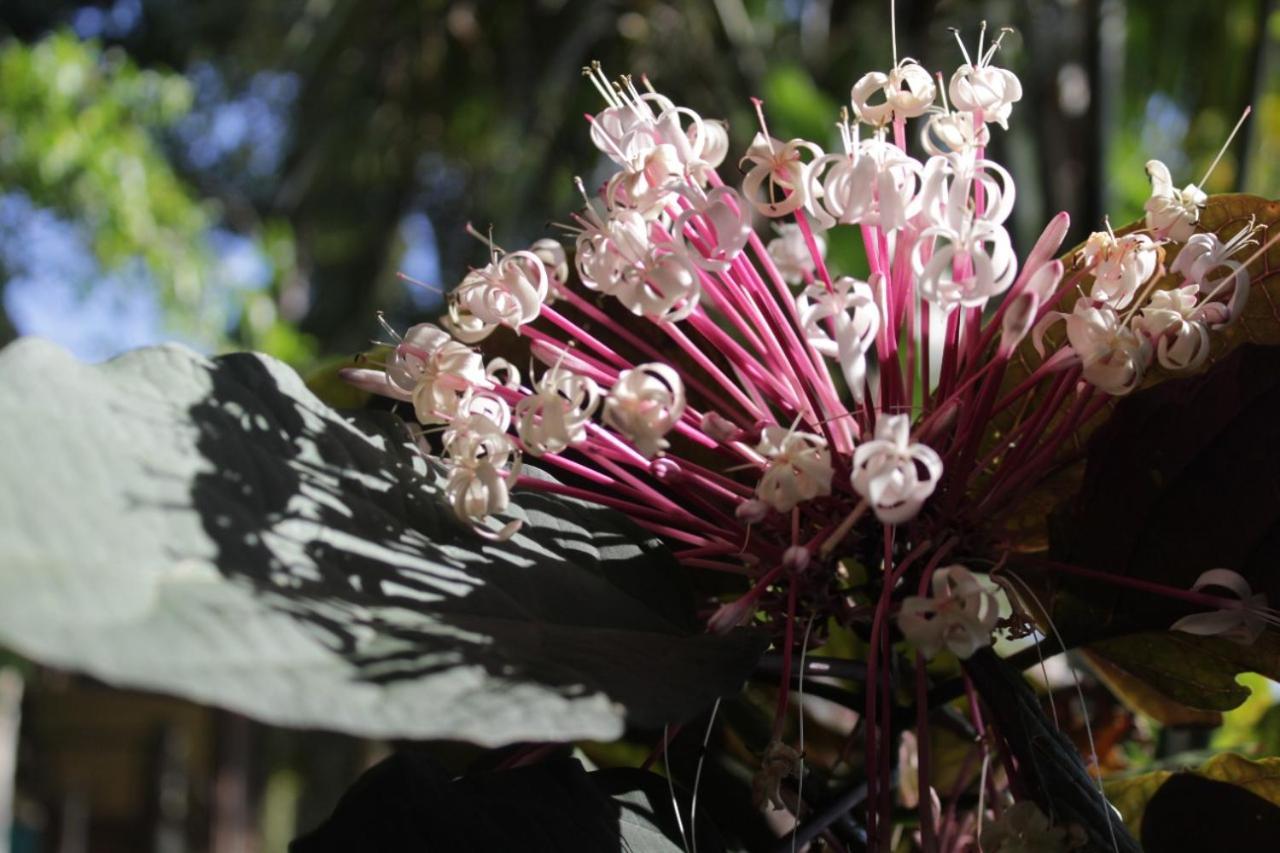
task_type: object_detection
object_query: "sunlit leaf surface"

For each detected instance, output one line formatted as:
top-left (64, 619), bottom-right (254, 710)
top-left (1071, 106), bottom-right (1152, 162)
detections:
top-left (0, 339), bottom-right (766, 744)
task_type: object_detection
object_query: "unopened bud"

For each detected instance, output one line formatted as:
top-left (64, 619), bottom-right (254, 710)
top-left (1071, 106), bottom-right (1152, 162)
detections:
top-left (783, 545), bottom-right (811, 572)
top-left (736, 498), bottom-right (769, 524)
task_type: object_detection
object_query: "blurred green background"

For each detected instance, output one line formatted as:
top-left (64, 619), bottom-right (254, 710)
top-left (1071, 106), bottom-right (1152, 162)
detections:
top-left (1, 0), bottom-right (1279, 850)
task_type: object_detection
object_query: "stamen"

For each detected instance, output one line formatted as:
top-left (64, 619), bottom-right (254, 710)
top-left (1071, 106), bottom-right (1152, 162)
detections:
top-left (1200, 105), bottom-right (1252, 188)
top-left (375, 310), bottom-right (401, 342)
top-left (583, 61), bottom-right (619, 108)
top-left (936, 72), bottom-right (950, 111)
top-left (976, 20), bottom-right (987, 66)
top-left (984, 27), bottom-right (1014, 65)
top-left (751, 97), bottom-right (776, 154)
top-left (662, 723), bottom-right (692, 853)
top-left (891, 0), bottom-right (899, 66)
top-left (464, 222), bottom-right (504, 259)
top-left (949, 27), bottom-right (973, 68)
top-left (623, 75), bottom-right (648, 116)
top-left (395, 271), bottom-right (442, 294)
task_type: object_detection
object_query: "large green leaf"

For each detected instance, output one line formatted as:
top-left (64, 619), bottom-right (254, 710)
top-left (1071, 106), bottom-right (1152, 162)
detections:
top-left (0, 339), bottom-right (766, 744)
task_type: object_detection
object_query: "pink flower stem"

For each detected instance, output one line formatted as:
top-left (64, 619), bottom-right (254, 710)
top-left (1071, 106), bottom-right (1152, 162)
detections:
top-left (520, 325), bottom-right (620, 384)
top-left (677, 557), bottom-right (757, 574)
top-left (538, 304), bottom-right (633, 370)
top-left (981, 369), bottom-right (1079, 493)
top-left (742, 236), bottom-right (845, 447)
top-left (905, 290), bottom-right (918, 413)
top-left (659, 321), bottom-right (772, 420)
top-left (515, 476), bottom-right (691, 523)
top-left (979, 378), bottom-right (1094, 513)
top-left (1021, 558), bottom-right (1255, 611)
top-left (794, 208), bottom-right (835, 293)
top-left (988, 348), bottom-right (1077, 418)
top-left (866, 526), bottom-right (930, 850)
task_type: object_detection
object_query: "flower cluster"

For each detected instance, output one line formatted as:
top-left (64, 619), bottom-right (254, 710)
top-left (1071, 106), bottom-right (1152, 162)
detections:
top-left (342, 20), bottom-right (1270, 850)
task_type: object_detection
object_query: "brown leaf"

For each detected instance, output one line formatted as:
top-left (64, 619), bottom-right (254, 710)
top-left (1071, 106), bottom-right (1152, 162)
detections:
top-left (989, 195), bottom-right (1280, 552)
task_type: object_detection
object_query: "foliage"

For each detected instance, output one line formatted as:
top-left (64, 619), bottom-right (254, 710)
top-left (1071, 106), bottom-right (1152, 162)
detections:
top-left (0, 338), bottom-right (764, 742)
top-left (0, 31), bottom-right (311, 359)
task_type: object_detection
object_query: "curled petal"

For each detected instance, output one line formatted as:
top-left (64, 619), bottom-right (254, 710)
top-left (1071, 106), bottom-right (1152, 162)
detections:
top-left (754, 425), bottom-right (833, 513)
top-left (603, 363), bottom-right (687, 457)
top-left (1144, 159), bottom-right (1206, 242)
top-left (851, 414), bottom-right (943, 523)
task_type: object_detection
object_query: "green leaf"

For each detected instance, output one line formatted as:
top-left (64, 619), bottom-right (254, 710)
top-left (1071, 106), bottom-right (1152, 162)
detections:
top-left (0, 339), bottom-right (766, 744)
top-left (292, 753), bottom-right (727, 852)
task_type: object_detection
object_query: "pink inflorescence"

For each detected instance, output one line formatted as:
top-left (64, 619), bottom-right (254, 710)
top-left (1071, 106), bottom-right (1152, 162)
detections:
top-left (341, 22), bottom-right (1271, 850)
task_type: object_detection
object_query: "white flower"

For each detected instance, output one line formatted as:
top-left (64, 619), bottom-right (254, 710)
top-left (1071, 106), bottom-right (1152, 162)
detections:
top-left (767, 223), bottom-right (825, 285)
top-left (575, 209), bottom-right (651, 294)
top-left (445, 250), bottom-right (550, 343)
top-left (384, 323), bottom-right (487, 425)
top-left (1170, 222), bottom-right (1260, 325)
top-left (918, 153), bottom-right (1016, 229)
top-left (850, 60), bottom-right (936, 126)
top-left (754, 424), bottom-right (833, 513)
top-left (622, 250), bottom-right (701, 321)
top-left (980, 801), bottom-right (1085, 853)
top-left (672, 185), bottom-right (752, 272)
top-left (948, 29), bottom-right (1022, 129)
top-left (605, 142), bottom-right (684, 219)
top-left (530, 238), bottom-right (568, 298)
top-left (1063, 301), bottom-right (1151, 395)
top-left (897, 565), bottom-right (999, 660)
top-left (1081, 231), bottom-right (1159, 309)
top-left (851, 414), bottom-right (943, 523)
top-left (603, 363), bottom-right (687, 457)
top-left (920, 108), bottom-right (990, 156)
top-left (514, 365), bottom-right (601, 456)
top-left (813, 138), bottom-right (922, 230)
top-left (740, 132), bottom-right (825, 218)
top-left (441, 409), bottom-right (522, 540)
top-left (913, 217), bottom-right (1017, 309)
top-left (386, 322), bottom-right (454, 391)
top-left (1144, 159), bottom-right (1206, 242)
top-left (1171, 569), bottom-right (1272, 646)
top-left (584, 68), bottom-right (722, 180)
top-left (576, 208), bottom-right (700, 321)
top-left (1134, 285), bottom-right (1211, 371)
top-left (690, 118), bottom-right (730, 176)
top-left (795, 275), bottom-right (880, 402)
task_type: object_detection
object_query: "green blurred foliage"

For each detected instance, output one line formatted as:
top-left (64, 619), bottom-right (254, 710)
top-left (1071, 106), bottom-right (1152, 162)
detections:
top-left (0, 33), bottom-right (206, 317)
top-left (0, 30), bottom-right (313, 362)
